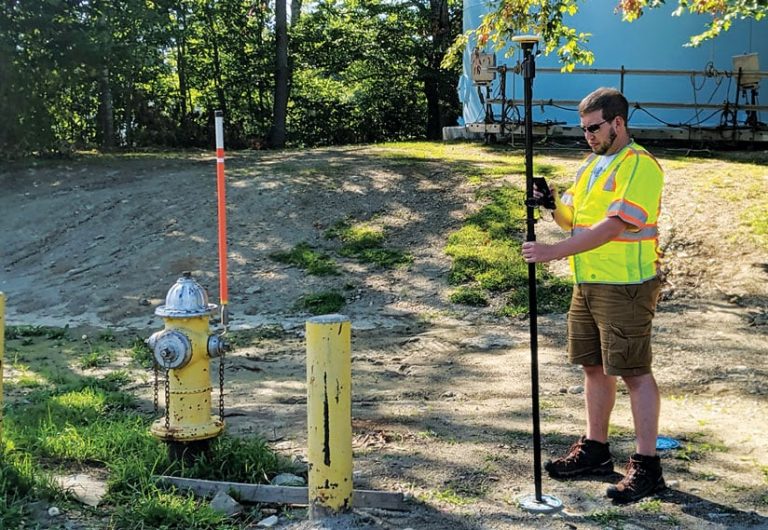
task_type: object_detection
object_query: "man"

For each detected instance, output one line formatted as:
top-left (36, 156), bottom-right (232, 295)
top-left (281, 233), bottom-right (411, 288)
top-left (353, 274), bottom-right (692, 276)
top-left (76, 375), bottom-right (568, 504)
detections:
top-left (521, 87), bottom-right (665, 503)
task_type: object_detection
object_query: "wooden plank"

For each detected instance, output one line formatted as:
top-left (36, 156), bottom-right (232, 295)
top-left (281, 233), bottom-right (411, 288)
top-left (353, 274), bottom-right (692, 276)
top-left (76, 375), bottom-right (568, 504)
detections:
top-left (154, 476), bottom-right (409, 511)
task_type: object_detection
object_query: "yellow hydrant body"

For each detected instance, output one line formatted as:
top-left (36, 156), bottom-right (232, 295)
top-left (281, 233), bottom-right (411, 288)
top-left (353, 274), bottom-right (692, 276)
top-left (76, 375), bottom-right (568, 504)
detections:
top-left (306, 314), bottom-right (353, 517)
top-left (149, 273), bottom-right (225, 442)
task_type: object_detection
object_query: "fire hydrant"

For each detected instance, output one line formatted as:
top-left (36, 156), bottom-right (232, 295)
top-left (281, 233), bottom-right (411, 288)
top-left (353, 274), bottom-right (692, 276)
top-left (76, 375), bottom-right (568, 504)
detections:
top-left (148, 272), bottom-right (227, 447)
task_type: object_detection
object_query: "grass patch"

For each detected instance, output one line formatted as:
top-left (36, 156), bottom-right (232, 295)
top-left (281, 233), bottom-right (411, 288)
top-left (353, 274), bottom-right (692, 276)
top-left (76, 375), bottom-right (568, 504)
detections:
top-left (130, 336), bottom-right (154, 368)
top-left (586, 508), bottom-right (627, 525)
top-left (428, 487), bottom-right (474, 506)
top-left (445, 185), bottom-right (571, 316)
top-left (675, 434), bottom-right (727, 462)
top-left (80, 348), bottom-right (113, 369)
top-left (295, 291), bottom-right (346, 315)
top-left (326, 220), bottom-right (412, 268)
top-left (449, 286), bottom-right (489, 307)
top-left (269, 242), bottom-right (340, 276)
top-left (5, 324), bottom-right (69, 340)
top-left (1, 331), bottom-right (295, 530)
top-left (638, 498), bottom-right (664, 513)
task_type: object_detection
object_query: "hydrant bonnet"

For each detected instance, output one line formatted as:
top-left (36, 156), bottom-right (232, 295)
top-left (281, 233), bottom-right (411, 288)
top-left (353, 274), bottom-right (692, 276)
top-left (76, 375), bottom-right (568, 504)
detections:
top-left (155, 272), bottom-right (217, 318)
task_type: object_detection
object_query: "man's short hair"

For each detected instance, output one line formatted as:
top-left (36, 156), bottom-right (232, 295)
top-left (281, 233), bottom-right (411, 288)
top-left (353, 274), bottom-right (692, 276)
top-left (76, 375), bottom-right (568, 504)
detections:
top-left (579, 87), bottom-right (629, 123)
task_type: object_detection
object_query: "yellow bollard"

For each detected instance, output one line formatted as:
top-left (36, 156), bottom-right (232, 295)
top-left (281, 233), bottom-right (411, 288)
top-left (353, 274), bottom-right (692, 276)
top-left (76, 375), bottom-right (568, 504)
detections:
top-left (306, 314), bottom-right (352, 518)
top-left (0, 293), bottom-right (4, 442)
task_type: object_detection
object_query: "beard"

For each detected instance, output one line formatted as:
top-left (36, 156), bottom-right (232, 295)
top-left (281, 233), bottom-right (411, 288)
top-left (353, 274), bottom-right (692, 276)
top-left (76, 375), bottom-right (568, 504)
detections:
top-left (592, 127), bottom-right (618, 155)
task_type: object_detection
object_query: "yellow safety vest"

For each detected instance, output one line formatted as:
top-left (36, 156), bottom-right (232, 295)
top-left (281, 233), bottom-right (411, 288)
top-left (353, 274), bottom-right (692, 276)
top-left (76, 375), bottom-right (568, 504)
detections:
top-left (561, 142), bottom-right (664, 284)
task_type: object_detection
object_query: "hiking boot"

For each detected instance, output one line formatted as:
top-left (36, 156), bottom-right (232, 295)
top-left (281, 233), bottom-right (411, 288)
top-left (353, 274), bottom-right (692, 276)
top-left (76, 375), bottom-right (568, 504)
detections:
top-left (544, 436), bottom-right (614, 478)
top-left (606, 453), bottom-right (666, 504)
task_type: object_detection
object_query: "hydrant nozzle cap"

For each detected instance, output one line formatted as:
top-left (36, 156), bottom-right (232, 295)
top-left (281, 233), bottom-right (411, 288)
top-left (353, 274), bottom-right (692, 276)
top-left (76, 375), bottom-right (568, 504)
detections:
top-left (155, 273), bottom-right (217, 317)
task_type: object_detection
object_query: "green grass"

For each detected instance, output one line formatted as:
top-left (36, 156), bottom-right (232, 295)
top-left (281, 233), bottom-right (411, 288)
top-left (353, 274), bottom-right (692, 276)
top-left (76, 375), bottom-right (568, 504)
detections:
top-left (269, 242), bottom-right (340, 276)
top-left (445, 185), bottom-right (571, 316)
top-left (428, 487), bottom-right (474, 506)
top-left (5, 324), bottom-right (69, 340)
top-left (449, 285), bottom-right (489, 307)
top-left (325, 220), bottom-right (412, 268)
top-left (586, 508), bottom-right (627, 525)
top-left (1, 328), bottom-right (295, 530)
top-left (295, 290), bottom-right (346, 315)
top-left (80, 348), bottom-right (113, 369)
top-left (675, 435), bottom-right (727, 462)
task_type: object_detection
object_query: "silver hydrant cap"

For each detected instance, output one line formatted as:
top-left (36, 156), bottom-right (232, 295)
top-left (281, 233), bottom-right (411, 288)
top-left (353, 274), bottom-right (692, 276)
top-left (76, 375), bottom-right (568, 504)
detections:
top-left (155, 272), bottom-right (217, 317)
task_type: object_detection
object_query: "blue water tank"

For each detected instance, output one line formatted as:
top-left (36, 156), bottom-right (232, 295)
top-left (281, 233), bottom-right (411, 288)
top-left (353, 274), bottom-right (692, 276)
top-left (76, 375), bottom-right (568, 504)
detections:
top-left (459, 1), bottom-right (767, 128)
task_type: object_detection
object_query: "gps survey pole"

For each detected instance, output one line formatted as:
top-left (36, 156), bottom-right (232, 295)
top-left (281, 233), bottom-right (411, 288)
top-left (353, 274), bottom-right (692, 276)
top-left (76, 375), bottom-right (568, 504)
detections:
top-left (214, 110), bottom-right (229, 329)
top-left (512, 35), bottom-right (562, 514)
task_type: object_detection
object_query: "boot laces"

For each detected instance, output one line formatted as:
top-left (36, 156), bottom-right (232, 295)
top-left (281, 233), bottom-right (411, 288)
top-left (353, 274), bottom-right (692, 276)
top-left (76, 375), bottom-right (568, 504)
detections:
top-left (619, 457), bottom-right (649, 491)
top-left (559, 438), bottom-right (587, 464)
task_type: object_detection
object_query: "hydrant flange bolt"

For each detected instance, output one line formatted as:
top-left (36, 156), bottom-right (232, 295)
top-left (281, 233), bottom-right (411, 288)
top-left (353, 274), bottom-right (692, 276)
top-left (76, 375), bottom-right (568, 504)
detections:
top-left (150, 329), bottom-right (192, 369)
top-left (207, 334), bottom-right (229, 357)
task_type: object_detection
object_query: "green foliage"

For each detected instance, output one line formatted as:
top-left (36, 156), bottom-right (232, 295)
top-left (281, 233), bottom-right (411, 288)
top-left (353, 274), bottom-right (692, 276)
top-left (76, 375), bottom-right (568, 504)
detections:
top-left (2, 340), bottom-right (292, 530)
top-left (450, 286), bottom-right (490, 307)
top-left (586, 508), bottom-right (626, 525)
top-left (181, 435), bottom-right (284, 484)
top-left (445, 185), bottom-right (571, 315)
top-left (448, 0), bottom-right (767, 74)
top-left (0, 449), bottom-right (52, 528)
top-left (618, 0), bottom-right (768, 46)
top-left (445, 0), bottom-right (594, 73)
top-left (80, 348), bottom-right (114, 369)
top-left (295, 291), bottom-right (346, 315)
top-left (130, 336), bottom-right (154, 369)
top-left (5, 325), bottom-right (68, 340)
top-left (269, 242), bottom-right (340, 276)
top-left (1, 0), bottom-right (462, 156)
top-left (113, 490), bottom-right (230, 530)
top-left (327, 220), bottom-right (413, 268)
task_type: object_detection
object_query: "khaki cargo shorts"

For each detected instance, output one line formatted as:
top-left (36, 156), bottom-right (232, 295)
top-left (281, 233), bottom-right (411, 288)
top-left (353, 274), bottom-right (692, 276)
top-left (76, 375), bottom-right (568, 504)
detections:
top-left (567, 277), bottom-right (662, 376)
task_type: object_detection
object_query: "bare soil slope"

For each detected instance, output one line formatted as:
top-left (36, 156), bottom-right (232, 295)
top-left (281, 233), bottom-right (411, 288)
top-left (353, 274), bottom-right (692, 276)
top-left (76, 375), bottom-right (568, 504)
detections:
top-left (2, 144), bottom-right (767, 530)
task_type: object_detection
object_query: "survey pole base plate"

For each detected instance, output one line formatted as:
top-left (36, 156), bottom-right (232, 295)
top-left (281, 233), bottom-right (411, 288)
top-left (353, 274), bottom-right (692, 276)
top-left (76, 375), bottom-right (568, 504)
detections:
top-left (518, 493), bottom-right (563, 514)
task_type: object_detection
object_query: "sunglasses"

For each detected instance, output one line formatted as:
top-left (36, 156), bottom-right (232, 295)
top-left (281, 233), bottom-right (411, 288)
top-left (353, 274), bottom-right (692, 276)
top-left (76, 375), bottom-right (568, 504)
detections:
top-left (580, 119), bottom-right (610, 134)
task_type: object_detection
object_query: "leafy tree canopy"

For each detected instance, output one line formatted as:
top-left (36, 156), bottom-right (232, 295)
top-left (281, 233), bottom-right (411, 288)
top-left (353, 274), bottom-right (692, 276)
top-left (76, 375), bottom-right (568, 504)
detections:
top-left (445, 0), bottom-right (767, 72)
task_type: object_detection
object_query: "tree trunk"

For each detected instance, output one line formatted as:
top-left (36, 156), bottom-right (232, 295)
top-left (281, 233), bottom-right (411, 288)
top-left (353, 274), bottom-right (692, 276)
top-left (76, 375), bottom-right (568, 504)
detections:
top-left (424, 0), bottom-right (450, 140)
top-left (176, 5), bottom-right (189, 118)
top-left (205, 2), bottom-right (226, 114)
top-left (290, 0), bottom-right (302, 26)
top-left (99, 64), bottom-right (115, 150)
top-left (268, 0), bottom-right (288, 148)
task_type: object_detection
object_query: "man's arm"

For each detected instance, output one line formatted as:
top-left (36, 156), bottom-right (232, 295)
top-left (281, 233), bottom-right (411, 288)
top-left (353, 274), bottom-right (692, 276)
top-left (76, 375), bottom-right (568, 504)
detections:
top-left (552, 197), bottom-right (574, 231)
top-left (521, 216), bottom-right (628, 263)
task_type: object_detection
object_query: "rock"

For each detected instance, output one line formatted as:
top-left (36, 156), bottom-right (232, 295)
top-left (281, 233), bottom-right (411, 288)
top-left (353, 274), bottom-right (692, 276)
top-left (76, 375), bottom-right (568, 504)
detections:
top-left (271, 472), bottom-right (306, 487)
top-left (567, 385), bottom-right (584, 394)
top-left (256, 514), bottom-right (280, 527)
top-left (48, 506), bottom-right (61, 517)
top-left (210, 491), bottom-right (242, 517)
top-left (53, 473), bottom-right (108, 507)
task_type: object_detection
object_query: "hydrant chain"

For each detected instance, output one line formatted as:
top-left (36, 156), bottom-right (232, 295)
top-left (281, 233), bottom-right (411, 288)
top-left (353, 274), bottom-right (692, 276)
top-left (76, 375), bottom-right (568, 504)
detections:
top-left (219, 350), bottom-right (225, 421)
top-left (153, 365), bottom-right (159, 415)
top-left (164, 366), bottom-right (171, 432)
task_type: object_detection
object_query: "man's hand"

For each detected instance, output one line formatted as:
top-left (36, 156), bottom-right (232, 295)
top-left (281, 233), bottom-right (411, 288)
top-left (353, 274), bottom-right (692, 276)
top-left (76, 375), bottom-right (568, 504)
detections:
top-left (521, 241), bottom-right (556, 263)
top-left (521, 217), bottom-right (630, 264)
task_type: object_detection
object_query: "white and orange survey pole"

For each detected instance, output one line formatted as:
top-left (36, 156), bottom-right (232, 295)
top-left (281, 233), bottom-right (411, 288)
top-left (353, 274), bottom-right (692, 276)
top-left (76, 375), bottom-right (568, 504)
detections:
top-left (214, 110), bottom-right (229, 329)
